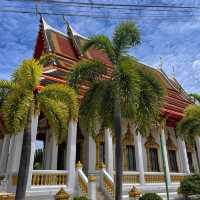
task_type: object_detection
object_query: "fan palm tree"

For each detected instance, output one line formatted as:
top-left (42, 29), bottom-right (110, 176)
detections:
top-left (0, 58), bottom-right (78, 200)
top-left (69, 21), bottom-right (164, 200)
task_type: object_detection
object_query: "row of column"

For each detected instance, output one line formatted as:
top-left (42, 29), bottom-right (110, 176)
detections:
top-left (99, 126), bottom-right (200, 185)
top-left (0, 115), bottom-right (78, 193)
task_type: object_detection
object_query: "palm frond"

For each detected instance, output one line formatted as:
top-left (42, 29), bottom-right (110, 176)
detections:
top-left (1, 89), bottom-right (33, 134)
top-left (79, 80), bottom-right (114, 137)
top-left (135, 67), bottom-right (165, 135)
top-left (69, 60), bottom-right (107, 89)
top-left (81, 35), bottom-right (115, 62)
top-left (0, 80), bottom-right (16, 107)
top-left (38, 96), bottom-right (69, 143)
top-left (38, 84), bottom-right (78, 120)
top-left (0, 80), bottom-right (16, 90)
top-left (112, 21), bottom-right (140, 57)
top-left (12, 59), bottom-right (42, 90)
top-left (177, 105), bottom-right (200, 143)
top-left (114, 57), bottom-right (141, 121)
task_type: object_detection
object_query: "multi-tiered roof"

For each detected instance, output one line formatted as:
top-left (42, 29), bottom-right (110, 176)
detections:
top-left (34, 17), bottom-right (193, 128)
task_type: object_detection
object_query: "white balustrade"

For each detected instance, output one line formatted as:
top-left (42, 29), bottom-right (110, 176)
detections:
top-left (31, 170), bottom-right (68, 186)
top-left (100, 164), bottom-right (114, 199)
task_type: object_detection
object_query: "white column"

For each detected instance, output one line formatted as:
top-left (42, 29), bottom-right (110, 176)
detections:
top-left (0, 137), bottom-right (3, 158)
top-left (44, 132), bottom-right (51, 169)
top-left (0, 135), bottom-right (11, 173)
top-left (66, 120), bottom-right (77, 191)
top-left (135, 132), bottom-right (145, 185)
top-left (26, 114), bottom-right (39, 191)
top-left (44, 132), bottom-right (58, 170)
top-left (88, 176), bottom-right (96, 200)
top-left (88, 135), bottom-right (96, 174)
top-left (105, 129), bottom-right (114, 177)
top-left (160, 127), bottom-right (171, 185)
top-left (6, 133), bottom-right (23, 174)
top-left (195, 136), bottom-right (200, 170)
top-left (50, 135), bottom-right (58, 170)
top-left (177, 137), bottom-right (190, 174)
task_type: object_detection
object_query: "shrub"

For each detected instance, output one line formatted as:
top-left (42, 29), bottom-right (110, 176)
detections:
top-left (73, 197), bottom-right (88, 200)
top-left (178, 174), bottom-right (200, 197)
top-left (139, 193), bottom-right (163, 200)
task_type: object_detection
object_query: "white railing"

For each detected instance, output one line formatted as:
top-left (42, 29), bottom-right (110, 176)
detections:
top-left (75, 163), bottom-right (97, 200)
top-left (100, 166), bottom-right (114, 200)
top-left (76, 167), bottom-right (88, 197)
top-left (144, 172), bottom-right (165, 183)
top-left (121, 171), bottom-right (140, 184)
top-left (170, 172), bottom-right (187, 183)
top-left (31, 170), bottom-right (68, 186)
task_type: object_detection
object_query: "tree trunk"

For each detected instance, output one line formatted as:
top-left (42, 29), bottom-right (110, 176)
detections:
top-left (114, 101), bottom-right (123, 200)
top-left (15, 109), bottom-right (32, 200)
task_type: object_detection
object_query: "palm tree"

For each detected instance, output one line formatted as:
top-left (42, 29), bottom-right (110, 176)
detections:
top-left (69, 21), bottom-right (164, 200)
top-left (190, 93), bottom-right (200, 104)
top-left (0, 58), bottom-right (78, 200)
top-left (177, 103), bottom-right (200, 144)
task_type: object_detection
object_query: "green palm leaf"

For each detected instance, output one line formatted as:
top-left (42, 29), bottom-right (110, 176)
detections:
top-left (38, 96), bottom-right (69, 144)
top-left (69, 59), bottom-right (106, 89)
top-left (1, 89), bottom-right (33, 134)
top-left (177, 105), bottom-right (200, 143)
top-left (39, 83), bottom-right (78, 120)
top-left (12, 59), bottom-right (42, 91)
top-left (112, 21), bottom-right (140, 57)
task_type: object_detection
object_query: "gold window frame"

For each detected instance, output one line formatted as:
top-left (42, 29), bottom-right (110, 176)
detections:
top-left (96, 131), bottom-right (105, 170)
top-left (123, 124), bottom-right (135, 171)
top-left (166, 133), bottom-right (179, 172)
top-left (145, 133), bottom-right (160, 172)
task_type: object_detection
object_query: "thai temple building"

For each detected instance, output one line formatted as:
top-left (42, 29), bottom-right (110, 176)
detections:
top-left (0, 17), bottom-right (200, 200)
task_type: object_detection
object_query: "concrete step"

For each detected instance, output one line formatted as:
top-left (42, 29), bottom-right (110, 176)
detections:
top-left (96, 190), bottom-right (107, 200)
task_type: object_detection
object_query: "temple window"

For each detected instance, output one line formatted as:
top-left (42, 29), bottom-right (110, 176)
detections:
top-left (186, 144), bottom-right (195, 173)
top-left (166, 133), bottom-right (179, 172)
top-left (100, 142), bottom-right (105, 163)
top-left (145, 133), bottom-right (160, 172)
top-left (76, 128), bottom-right (84, 164)
top-left (57, 142), bottom-right (66, 170)
top-left (123, 124), bottom-right (136, 171)
top-left (96, 130), bottom-right (105, 169)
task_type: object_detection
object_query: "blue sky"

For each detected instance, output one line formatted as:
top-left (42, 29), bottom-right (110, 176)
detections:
top-left (1, 0), bottom-right (200, 93)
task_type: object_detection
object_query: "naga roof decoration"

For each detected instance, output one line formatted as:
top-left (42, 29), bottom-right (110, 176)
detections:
top-left (34, 17), bottom-right (193, 127)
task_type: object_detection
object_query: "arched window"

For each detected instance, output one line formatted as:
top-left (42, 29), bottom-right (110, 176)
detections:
top-left (123, 124), bottom-right (136, 171)
top-left (166, 134), bottom-right (178, 172)
top-left (145, 133), bottom-right (160, 172)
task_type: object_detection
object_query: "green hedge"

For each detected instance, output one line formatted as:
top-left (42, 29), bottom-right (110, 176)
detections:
top-left (139, 193), bottom-right (163, 200)
top-left (178, 174), bottom-right (200, 197)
